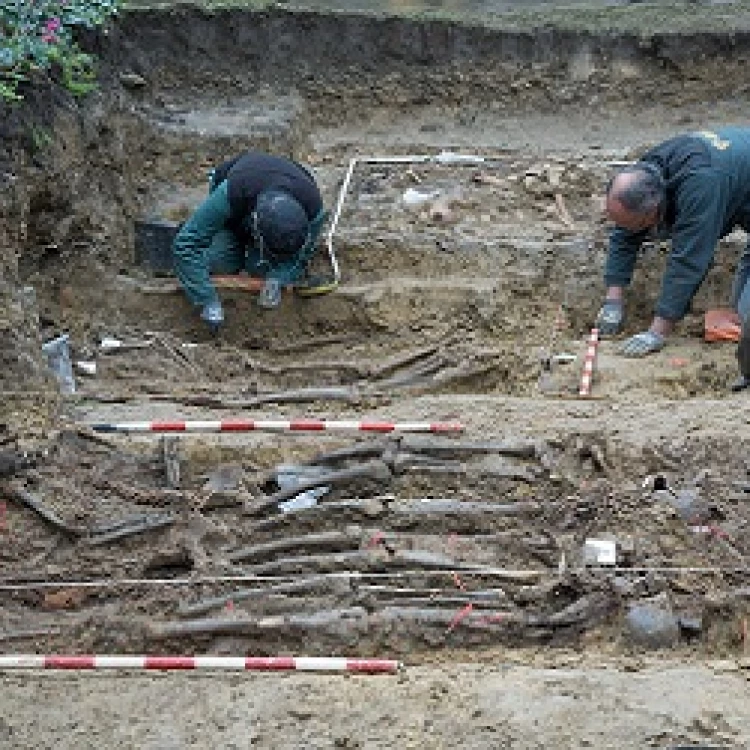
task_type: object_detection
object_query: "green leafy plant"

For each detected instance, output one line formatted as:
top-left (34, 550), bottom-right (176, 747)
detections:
top-left (0, 0), bottom-right (121, 102)
top-left (30, 124), bottom-right (53, 153)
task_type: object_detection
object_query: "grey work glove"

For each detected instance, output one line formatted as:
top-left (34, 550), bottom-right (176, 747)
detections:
top-left (200, 298), bottom-right (224, 335)
top-left (731, 375), bottom-right (750, 392)
top-left (595, 299), bottom-right (625, 336)
top-left (619, 330), bottom-right (665, 357)
top-left (258, 278), bottom-right (282, 309)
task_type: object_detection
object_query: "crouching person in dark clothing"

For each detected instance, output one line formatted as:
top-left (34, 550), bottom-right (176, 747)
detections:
top-left (173, 151), bottom-right (327, 334)
top-left (595, 127), bottom-right (750, 389)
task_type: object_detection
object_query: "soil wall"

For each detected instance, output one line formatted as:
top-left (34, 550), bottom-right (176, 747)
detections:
top-left (3, 7), bottom-right (750, 434)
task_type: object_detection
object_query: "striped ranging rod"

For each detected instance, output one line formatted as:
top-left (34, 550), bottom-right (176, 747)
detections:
top-left (578, 328), bottom-right (600, 397)
top-left (0, 655), bottom-right (401, 674)
top-left (89, 419), bottom-right (464, 434)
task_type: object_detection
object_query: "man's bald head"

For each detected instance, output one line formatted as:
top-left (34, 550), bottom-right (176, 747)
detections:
top-left (605, 163), bottom-right (665, 232)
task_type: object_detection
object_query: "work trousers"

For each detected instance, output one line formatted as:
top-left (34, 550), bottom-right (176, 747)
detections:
top-left (732, 239), bottom-right (750, 323)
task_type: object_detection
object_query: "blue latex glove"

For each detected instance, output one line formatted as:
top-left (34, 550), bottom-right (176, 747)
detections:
top-left (595, 299), bottom-right (624, 336)
top-left (619, 330), bottom-right (665, 357)
top-left (200, 298), bottom-right (224, 334)
top-left (258, 278), bottom-right (282, 309)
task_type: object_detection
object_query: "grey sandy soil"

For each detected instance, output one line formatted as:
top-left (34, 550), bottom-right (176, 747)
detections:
top-left (2, 659), bottom-right (749, 749)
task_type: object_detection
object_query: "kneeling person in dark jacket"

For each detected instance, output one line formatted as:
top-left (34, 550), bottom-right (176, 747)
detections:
top-left (173, 151), bottom-right (327, 334)
top-left (596, 127), bottom-right (750, 387)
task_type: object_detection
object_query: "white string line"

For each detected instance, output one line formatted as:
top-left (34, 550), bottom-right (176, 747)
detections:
top-left (0, 566), bottom-right (746, 591)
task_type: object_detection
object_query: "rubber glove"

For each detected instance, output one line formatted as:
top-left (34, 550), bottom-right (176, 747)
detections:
top-left (619, 330), bottom-right (665, 357)
top-left (731, 375), bottom-right (750, 392)
top-left (200, 298), bottom-right (224, 335)
top-left (595, 299), bottom-right (624, 336)
top-left (258, 278), bottom-right (282, 309)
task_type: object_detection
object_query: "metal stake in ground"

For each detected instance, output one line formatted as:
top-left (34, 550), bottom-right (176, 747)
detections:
top-left (0, 654), bottom-right (401, 674)
top-left (88, 419), bottom-right (464, 434)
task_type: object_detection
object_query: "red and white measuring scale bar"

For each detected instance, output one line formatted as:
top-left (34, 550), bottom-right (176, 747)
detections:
top-left (578, 328), bottom-right (600, 397)
top-left (90, 419), bottom-right (464, 434)
top-left (0, 655), bottom-right (401, 673)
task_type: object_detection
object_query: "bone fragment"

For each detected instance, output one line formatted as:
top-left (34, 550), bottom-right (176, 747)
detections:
top-left (368, 345), bottom-right (441, 379)
top-left (162, 436), bottom-right (181, 489)
top-left (245, 460), bottom-right (392, 516)
top-left (151, 332), bottom-right (202, 377)
top-left (268, 334), bottom-right (358, 353)
top-left (374, 354), bottom-right (444, 388)
top-left (1, 483), bottom-right (83, 537)
top-left (389, 452), bottom-right (464, 474)
top-left (376, 606), bottom-right (516, 628)
top-left (190, 387), bottom-right (363, 409)
top-left (149, 607), bottom-right (368, 639)
top-left (400, 436), bottom-right (538, 459)
top-left (0, 627), bottom-right (63, 642)
top-left (360, 585), bottom-right (508, 600)
top-left (391, 499), bottom-right (544, 515)
top-left (70, 426), bottom-right (119, 450)
top-left (554, 193), bottom-right (575, 227)
top-left (372, 596), bottom-right (508, 609)
top-left (178, 575), bottom-right (353, 617)
top-left (390, 549), bottom-right (485, 570)
top-left (88, 513), bottom-right (175, 546)
top-left (525, 592), bottom-right (613, 627)
top-left (227, 526), bottom-right (364, 563)
top-left (241, 550), bottom-right (384, 576)
top-left (249, 362), bottom-right (367, 378)
top-left (249, 498), bottom-right (389, 531)
top-left (305, 440), bottom-right (394, 466)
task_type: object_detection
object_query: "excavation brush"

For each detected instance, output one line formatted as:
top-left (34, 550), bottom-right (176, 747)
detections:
top-left (88, 419), bottom-right (465, 434)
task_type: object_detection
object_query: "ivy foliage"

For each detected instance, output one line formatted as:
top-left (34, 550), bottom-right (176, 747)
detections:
top-left (0, 0), bottom-right (120, 101)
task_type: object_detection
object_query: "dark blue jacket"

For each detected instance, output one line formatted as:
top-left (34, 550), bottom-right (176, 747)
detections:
top-left (173, 152), bottom-right (325, 307)
top-left (605, 127), bottom-right (750, 320)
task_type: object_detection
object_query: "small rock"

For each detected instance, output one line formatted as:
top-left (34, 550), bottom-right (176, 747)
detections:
top-left (0, 452), bottom-right (21, 478)
top-left (583, 538), bottom-right (617, 566)
top-left (668, 487), bottom-right (710, 523)
top-left (677, 613), bottom-right (703, 637)
top-left (428, 197), bottom-right (455, 223)
top-left (202, 463), bottom-right (245, 492)
top-left (617, 534), bottom-right (636, 564)
top-left (74, 360), bottom-right (96, 377)
top-left (42, 588), bottom-right (88, 611)
top-left (624, 593), bottom-right (680, 649)
top-left (611, 576), bottom-right (636, 597)
top-left (360, 498), bottom-right (386, 518)
top-left (119, 72), bottom-right (148, 89)
top-left (711, 659), bottom-right (740, 673)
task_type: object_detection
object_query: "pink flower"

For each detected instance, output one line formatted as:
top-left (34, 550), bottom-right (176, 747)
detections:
top-left (45, 18), bottom-right (61, 32)
top-left (41, 32), bottom-right (58, 44)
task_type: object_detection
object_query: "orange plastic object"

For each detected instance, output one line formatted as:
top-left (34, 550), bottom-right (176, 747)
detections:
top-left (704, 308), bottom-right (741, 342)
top-left (211, 275), bottom-right (266, 292)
